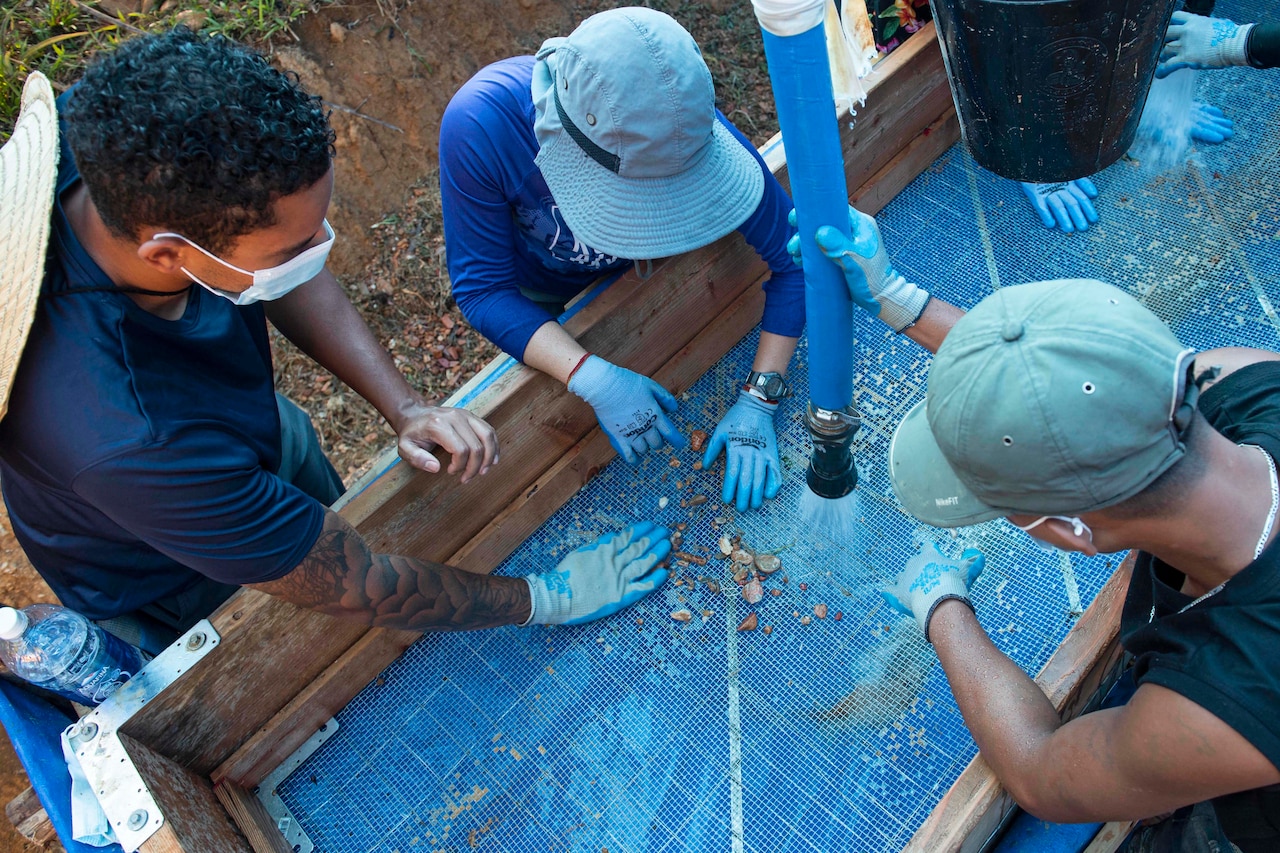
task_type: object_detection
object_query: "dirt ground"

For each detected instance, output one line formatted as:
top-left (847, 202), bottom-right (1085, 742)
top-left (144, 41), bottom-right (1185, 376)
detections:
top-left (0, 2), bottom-right (779, 849)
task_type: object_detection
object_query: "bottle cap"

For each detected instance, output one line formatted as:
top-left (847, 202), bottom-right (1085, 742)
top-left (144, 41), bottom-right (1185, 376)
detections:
top-left (0, 608), bottom-right (27, 640)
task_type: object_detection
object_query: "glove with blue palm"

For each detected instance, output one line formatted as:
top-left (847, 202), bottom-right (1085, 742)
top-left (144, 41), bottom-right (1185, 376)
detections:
top-left (523, 522), bottom-right (672, 626)
top-left (882, 544), bottom-right (985, 643)
top-left (1189, 102), bottom-right (1234, 144)
top-left (786, 206), bottom-right (931, 332)
top-left (1156, 12), bottom-right (1254, 78)
top-left (703, 391), bottom-right (782, 512)
top-left (568, 355), bottom-right (687, 464)
top-left (1020, 179), bottom-right (1099, 233)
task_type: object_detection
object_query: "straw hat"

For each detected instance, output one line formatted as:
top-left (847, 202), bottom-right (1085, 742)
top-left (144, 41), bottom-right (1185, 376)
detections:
top-left (0, 72), bottom-right (59, 421)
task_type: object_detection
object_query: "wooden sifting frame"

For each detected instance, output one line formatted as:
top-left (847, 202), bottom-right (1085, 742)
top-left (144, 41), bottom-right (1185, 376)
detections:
top-left (95, 24), bottom-right (1132, 852)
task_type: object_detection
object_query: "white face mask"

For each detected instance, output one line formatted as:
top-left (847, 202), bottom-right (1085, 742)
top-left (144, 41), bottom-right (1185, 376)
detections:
top-left (1014, 515), bottom-right (1094, 553)
top-left (152, 220), bottom-right (334, 306)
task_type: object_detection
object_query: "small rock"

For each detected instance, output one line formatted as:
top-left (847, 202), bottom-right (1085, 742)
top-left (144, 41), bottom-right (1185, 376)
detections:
top-left (688, 494), bottom-right (708, 506)
top-left (690, 429), bottom-right (709, 453)
top-left (329, 22), bottom-right (346, 43)
top-left (693, 460), bottom-right (704, 470)
top-left (755, 553), bottom-right (781, 574)
top-left (799, 582), bottom-right (808, 591)
top-left (732, 568), bottom-right (750, 585)
top-left (800, 615), bottom-right (812, 625)
top-left (737, 613), bottom-right (758, 632)
top-left (770, 589), bottom-right (782, 597)
top-left (731, 548), bottom-right (752, 564)
top-left (702, 609), bottom-right (714, 620)
top-left (742, 579), bottom-right (764, 604)
top-left (719, 535), bottom-right (733, 556)
top-left (834, 611), bottom-right (843, 621)
top-left (174, 8), bottom-right (206, 28)
top-left (705, 580), bottom-right (721, 595)
top-left (658, 496), bottom-right (669, 509)
top-left (670, 610), bottom-right (693, 622)
top-left (669, 457), bottom-right (681, 468)
top-left (814, 603), bottom-right (828, 619)
top-left (762, 625), bottom-right (774, 636)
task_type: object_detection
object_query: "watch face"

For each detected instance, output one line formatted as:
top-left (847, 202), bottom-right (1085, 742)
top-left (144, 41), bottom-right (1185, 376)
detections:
top-left (763, 376), bottom-right (785, 397)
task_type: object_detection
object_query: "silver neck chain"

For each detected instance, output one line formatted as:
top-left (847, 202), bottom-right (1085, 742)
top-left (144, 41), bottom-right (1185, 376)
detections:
top-left (1169, 444), bottom-right (1277, 617)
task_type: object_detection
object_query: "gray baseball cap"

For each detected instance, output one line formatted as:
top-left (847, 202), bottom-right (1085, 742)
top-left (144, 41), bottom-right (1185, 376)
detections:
top-left (889, 279), bottom-right (1197, 527)
top-left (530, 7), bottom-right (764, 260)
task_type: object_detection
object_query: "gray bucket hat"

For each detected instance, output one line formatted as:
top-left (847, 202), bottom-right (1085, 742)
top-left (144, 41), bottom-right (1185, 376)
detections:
top-left (889, 279), bottom-right (1197, 527)
top-left (531, 7), bottom-right (765, 259)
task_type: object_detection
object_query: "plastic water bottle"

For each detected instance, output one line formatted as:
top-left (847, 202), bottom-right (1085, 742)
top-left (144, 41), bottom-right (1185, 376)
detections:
top-left (0, 604), bottom-right (147, 705)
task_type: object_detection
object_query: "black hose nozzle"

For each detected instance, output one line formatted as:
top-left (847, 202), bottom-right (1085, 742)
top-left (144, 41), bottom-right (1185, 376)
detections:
top-left (805, 404), bottom-right (861, 500)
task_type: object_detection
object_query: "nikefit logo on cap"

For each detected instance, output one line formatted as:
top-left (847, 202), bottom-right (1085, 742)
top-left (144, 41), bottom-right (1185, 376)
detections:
top-left (935, 496), bottom-right (960, 507)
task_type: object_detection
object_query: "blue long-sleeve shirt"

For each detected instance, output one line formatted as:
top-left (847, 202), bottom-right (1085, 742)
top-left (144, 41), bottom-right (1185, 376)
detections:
top-left (439, 56), bottom-right (805, 361)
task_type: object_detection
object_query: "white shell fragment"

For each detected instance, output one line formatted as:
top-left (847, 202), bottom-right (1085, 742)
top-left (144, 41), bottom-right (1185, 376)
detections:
top-left (755, 553), bottom-right (781, 575)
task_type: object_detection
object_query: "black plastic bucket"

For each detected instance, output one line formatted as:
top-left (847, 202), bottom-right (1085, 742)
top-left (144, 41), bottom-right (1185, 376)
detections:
top-left (928, 0), bottom-right (1178, 181)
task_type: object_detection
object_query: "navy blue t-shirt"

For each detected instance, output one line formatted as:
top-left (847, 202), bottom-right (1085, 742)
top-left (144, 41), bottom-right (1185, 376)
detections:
top-left (439, 56), bottom-right (805, 361)
top-left (0, 126), bottom-right (325, 619)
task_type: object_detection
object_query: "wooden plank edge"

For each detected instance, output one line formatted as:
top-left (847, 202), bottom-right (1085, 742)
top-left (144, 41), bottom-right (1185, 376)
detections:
top-left (5, 786), bottom-right (56, 847)
top-left (903, 554), bottom-right (1135, 853)
top-left (213, 781), bottom-right (293, 853)
top-left (852, 108), bottom-right (960, 216)
top-left (1083, 820), bottom-right (1138, 853)
top-left (213, 626), bottom-right (416, 788)
top-left (121, 733), bottom-right (251, 853)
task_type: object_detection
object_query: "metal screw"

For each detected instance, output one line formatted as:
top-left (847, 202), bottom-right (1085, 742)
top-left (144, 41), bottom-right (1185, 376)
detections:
top-left (126, 809), bottom-right (148, 831)
top-left (185, 631), bottom-right (207, 652)
top-left (79, 721), bottom-right (99, 740)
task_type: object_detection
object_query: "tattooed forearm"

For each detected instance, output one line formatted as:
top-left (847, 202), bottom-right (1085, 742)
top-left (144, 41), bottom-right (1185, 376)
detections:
top-left (248, 510), bottom-right (532, 631)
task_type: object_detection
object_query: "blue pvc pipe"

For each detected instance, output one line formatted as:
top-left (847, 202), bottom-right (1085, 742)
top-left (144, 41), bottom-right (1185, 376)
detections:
top-left (760, 23), bottom-right (857, 412)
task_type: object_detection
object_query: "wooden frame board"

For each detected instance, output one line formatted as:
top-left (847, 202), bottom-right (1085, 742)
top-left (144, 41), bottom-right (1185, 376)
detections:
top-left (80, 23), bottom-right (1135, 853)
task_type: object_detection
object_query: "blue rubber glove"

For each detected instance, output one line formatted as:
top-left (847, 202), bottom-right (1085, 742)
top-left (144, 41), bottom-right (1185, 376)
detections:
top-left (568, 355), bottom-right (686, 464)
top-left (702, 391), bottom-right (782, 512)
top-left (1189, 102), bottom-right (1234, 144)
top-left (786, 206), bottom-right (931, 332)
top-left (523, 522), bottom-right (672, 626)
top-left (1020, 179), bottom-right (1099, 234)
top-left (1156, 12), bottom-right (1253, 78)
top-left (882, 544), bottom-right (985, 643)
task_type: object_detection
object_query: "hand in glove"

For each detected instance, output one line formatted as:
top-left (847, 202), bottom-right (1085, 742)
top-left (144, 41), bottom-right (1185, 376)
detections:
top-left (1189, 102), bottom-right (1234, 144)
top-left (1156, 12), bottom-right (1253, 78)
top-left (702, 391), bottom-right (782, 512)
top-left (1020, 179), bottom-right (1100, 234)
top-left (786, 206), bottom-right (931, 332)
top-left (568, 355), bottom-right (686, 464)
top-left (882, 543), bottom-right (985, 643)
top-left (523, 522), bottom-right (672, 626)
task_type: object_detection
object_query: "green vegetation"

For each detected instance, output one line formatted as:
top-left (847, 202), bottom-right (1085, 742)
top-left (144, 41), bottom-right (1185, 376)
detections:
top-left (2, 0), bottom-right (330, 142)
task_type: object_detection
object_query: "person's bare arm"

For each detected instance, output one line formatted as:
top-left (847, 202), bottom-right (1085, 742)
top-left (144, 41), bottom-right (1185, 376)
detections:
top-left (1195, 347), bottom-right (1280, 392)
top-left (248, 510), bottom-right (531, 631)
top-left (522, 320), bottom-right (589, 384)
top-left (901, 297), bottom-right (965, 355)
top-left (751, 331), bottom-right (798, 374)
top-left (266, 270), bottom-right (498, 481)
top-left (929, 599), bottom-right (1280, 822)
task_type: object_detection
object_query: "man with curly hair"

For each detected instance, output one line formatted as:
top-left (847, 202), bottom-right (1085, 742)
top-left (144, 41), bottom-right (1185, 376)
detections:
top-left (0, 30), bottom-right (673, 655)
